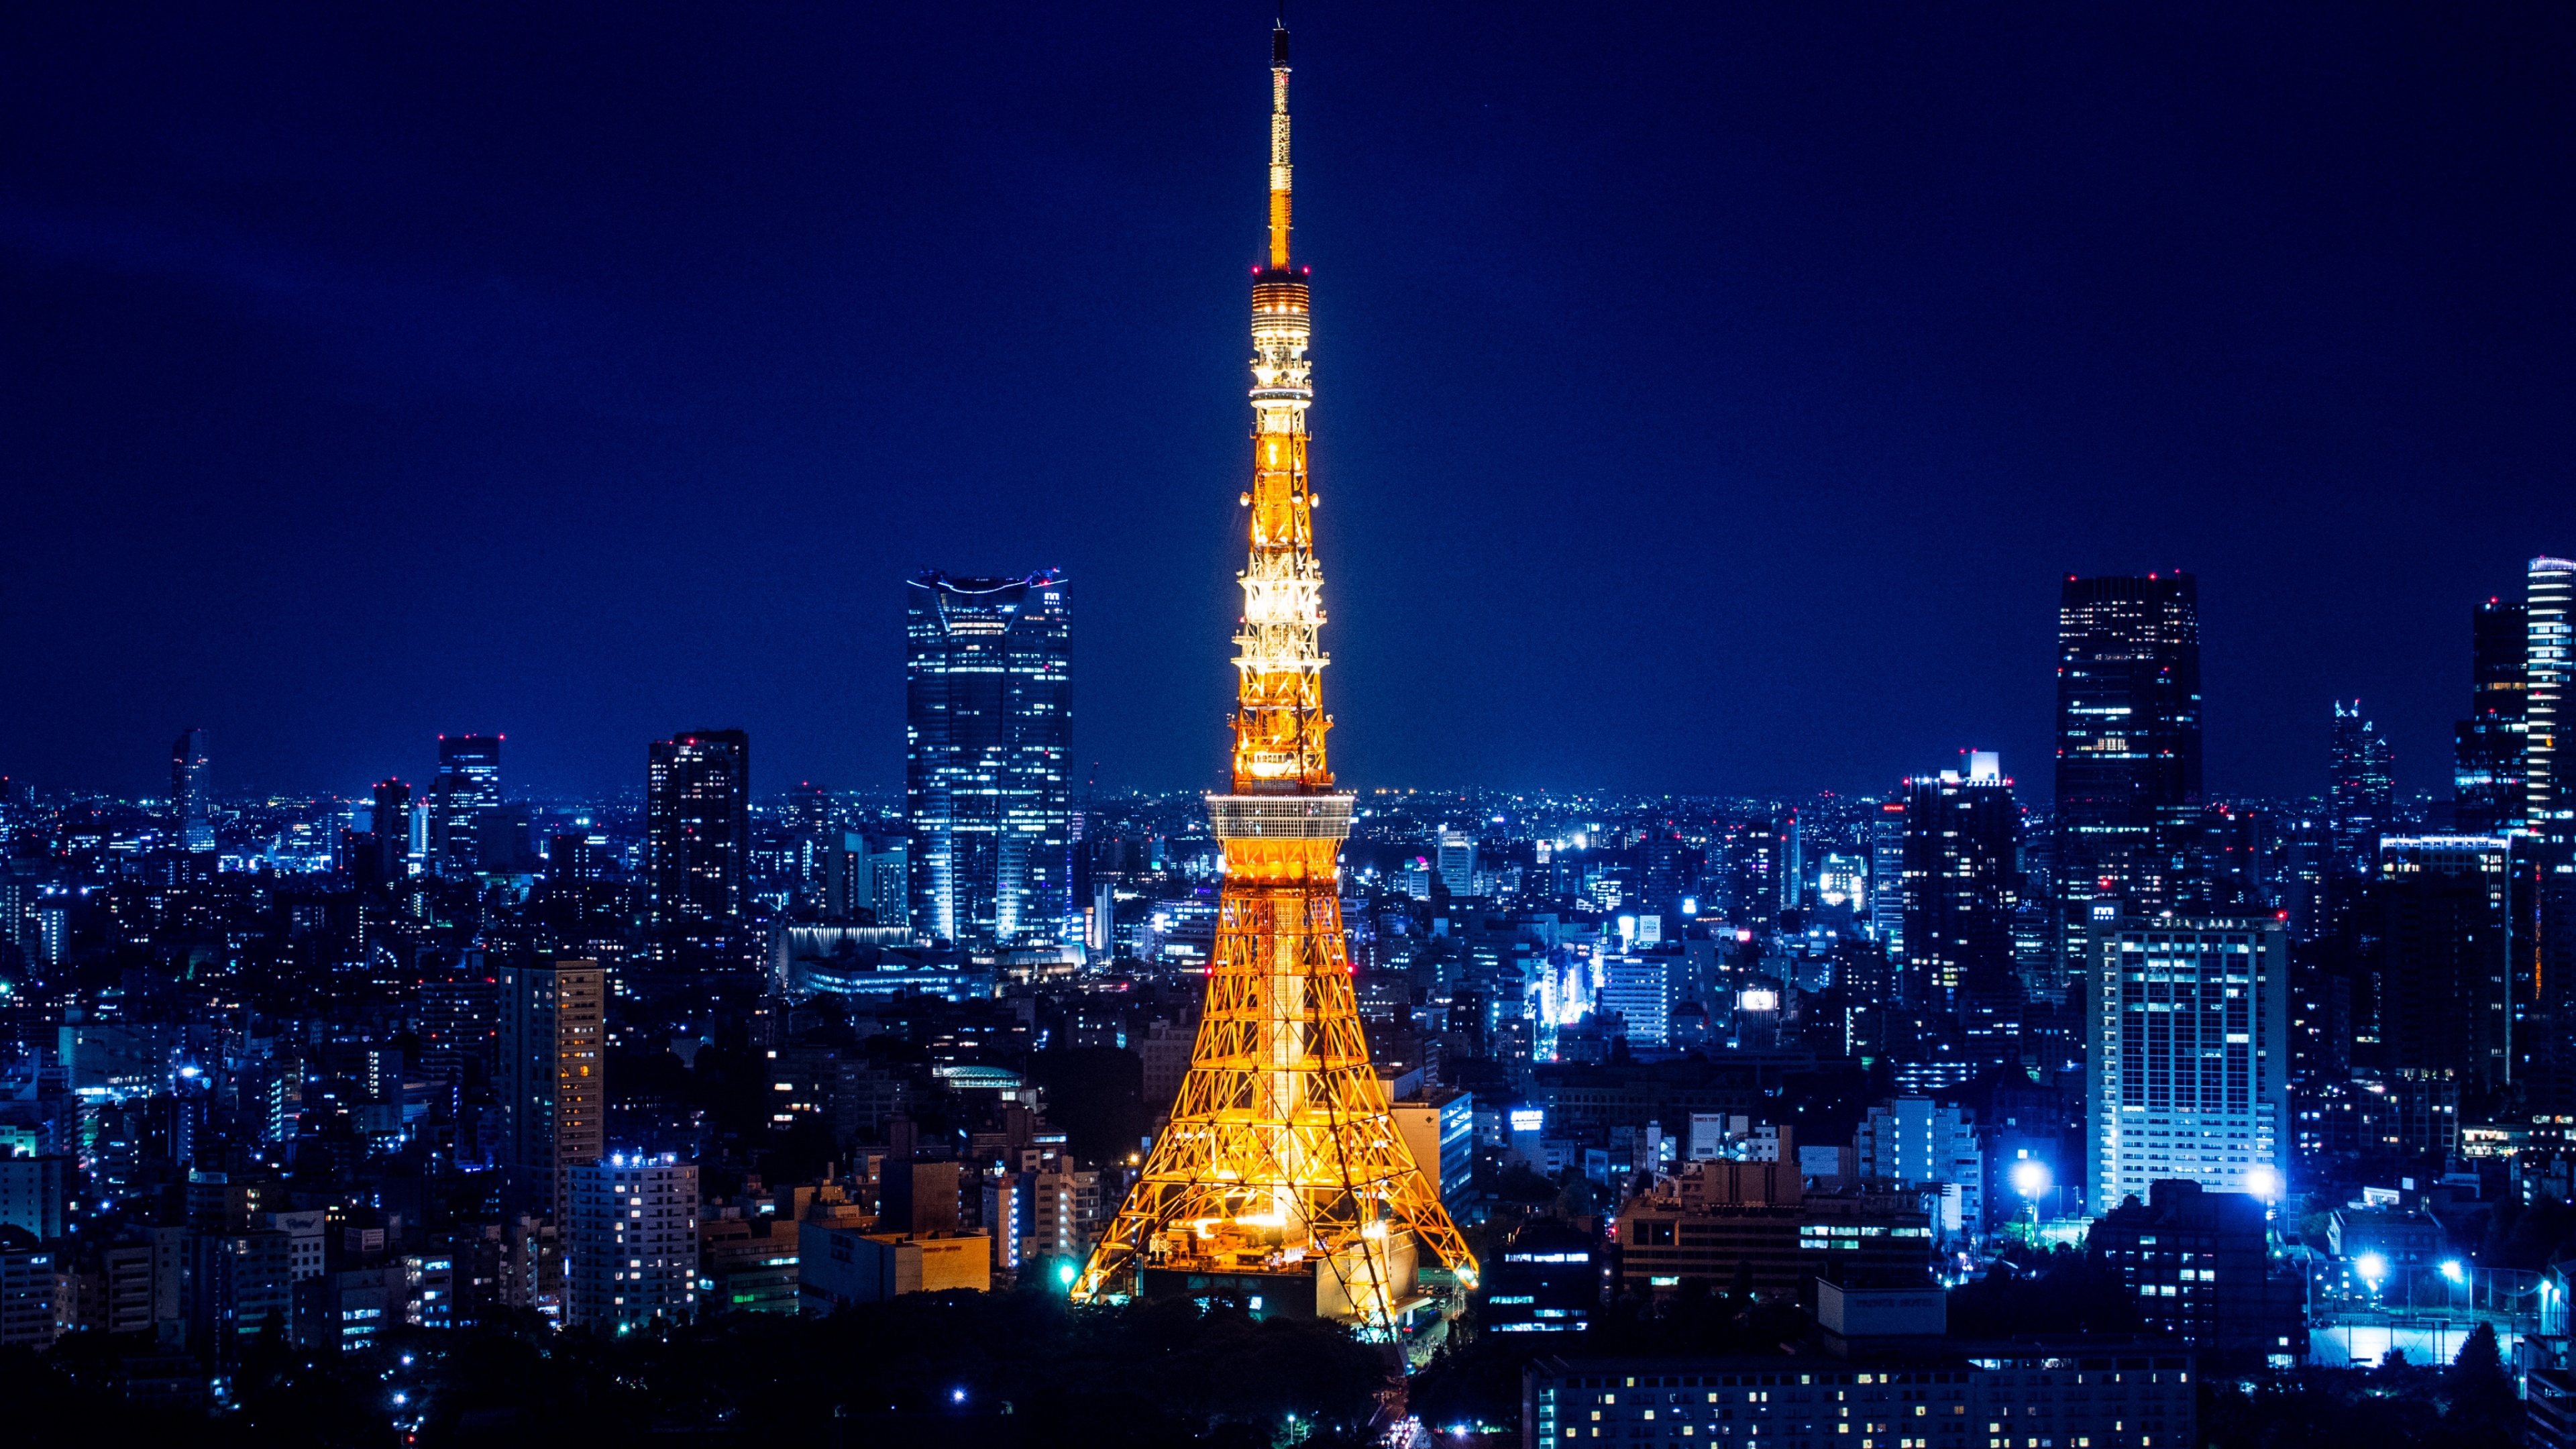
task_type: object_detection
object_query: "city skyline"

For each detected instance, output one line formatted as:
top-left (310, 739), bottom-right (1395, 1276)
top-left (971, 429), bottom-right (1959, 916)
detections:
top-left (8, 4), bottom-right (2575, 803)
top-left (3, 10), bottom-right (2573, 1429)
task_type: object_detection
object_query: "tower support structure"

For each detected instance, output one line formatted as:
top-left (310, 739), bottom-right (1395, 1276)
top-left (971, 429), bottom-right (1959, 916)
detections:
top-left (1073, 20), bottom-right (1476, 1335)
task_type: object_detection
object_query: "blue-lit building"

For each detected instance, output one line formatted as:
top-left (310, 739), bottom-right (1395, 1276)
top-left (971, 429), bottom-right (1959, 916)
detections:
top-left (1482, 1218), bottom-right (1601, 1335)
top-left (170, 728), bottom-right (215, 853)
top-left (904, 570), bottom-right (1072, 949)
top-left (645, 729), bottom-right (751, 971)
top-left (431, 734), bottom-right (502, 879)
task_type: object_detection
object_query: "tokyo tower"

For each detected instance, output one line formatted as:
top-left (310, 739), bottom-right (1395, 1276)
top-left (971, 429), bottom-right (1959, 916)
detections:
top-left (1070, 17), bottom-right (1477, 1334)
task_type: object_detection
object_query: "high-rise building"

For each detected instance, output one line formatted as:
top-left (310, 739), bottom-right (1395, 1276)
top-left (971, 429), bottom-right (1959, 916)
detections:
top-left (564, 1152), bottom-right (696, 1334)
top-left (904, 570), bottom-right (1072, 947)
top-left (1436, 828), bottom-right (1477, 897)
top-left (2373, 835), bottom-right (2512, 1091)
top-left (2325, 702), bottom-right (2394, 878)
top-left (1898, 752), bottom-right (2019, 1011)
top-left (2530, 557), bottom-right (2576, 837)
top-left (645, 730), bottom-right (751, 971)
top-left (1868, 798), bottom-right (1906, 959)
top-left (2081, 910), bottom-right (2289, 1214)
top-left (2054, 574), bottom-right (2204, 910)
top-left (496, 957), bottom-right (604, 1218)
top-left (2453, 599), bottom-right (2528, 836)
top-left (1073, 19), bottom-right (1474, 1328)
top-left (170, 728), bottom-right (215, 853)
top-left (431, 735), bottom-right (502, 878)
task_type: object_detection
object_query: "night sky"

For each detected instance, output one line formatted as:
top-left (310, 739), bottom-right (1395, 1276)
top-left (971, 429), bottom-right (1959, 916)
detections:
top-left (5, 3), bottom-right (2572, 804)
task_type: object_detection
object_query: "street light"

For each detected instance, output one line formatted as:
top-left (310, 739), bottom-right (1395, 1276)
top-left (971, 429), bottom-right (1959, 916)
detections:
top-left (2356, 1252), bottom-right (2388, 1296)
top-left (2010, 1160), bottom-right (2050, 1242)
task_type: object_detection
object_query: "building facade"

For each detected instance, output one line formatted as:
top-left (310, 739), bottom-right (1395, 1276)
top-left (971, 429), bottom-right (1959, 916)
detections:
top-left (1855, 1097), bottom-right (1986, 1241)
top-left (2055, 574), bottom-right (2203, 913)
top-left (431, 735), bottom-right (502, 879)
top-left (904, 570), bottom-right (1072, 948)
top-left (645, 729), bottom-right (751, 971)
top-left (2373, 835), bottom-right (2512, 1091)
top-left (2455, 598), bottom-right (2529, 836)
top-left (2082, 912), bottom-right (2290, 1214)
top-left (2531, 557), bottom-right (2576, 837)
top-left (564, 1153), bottom-right (697, 1334)
top-left (1522, 1352), bottom-right (2198, 1449)
top-left (170, 727), bottom-right (215, 853)
top-left (1898, 753), bottom-right (2019, 1011)
top-left (496, 957), bottom-right (604, 1218)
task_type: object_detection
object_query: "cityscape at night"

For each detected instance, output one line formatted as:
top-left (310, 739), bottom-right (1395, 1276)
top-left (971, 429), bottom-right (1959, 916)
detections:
top-left (3, 4), bottom-right (2574, 1446)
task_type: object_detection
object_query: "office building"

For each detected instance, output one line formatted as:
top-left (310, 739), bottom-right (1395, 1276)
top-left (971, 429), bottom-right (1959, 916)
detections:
top-left (798, 1224), bottom-right (991, 1310)
top-left (1391, 1087), bottom-right (1477, 1210)
top-left (2055, 574), bottom-right (2204, 910)
top-left (431, 735), bottom-right (502, 878)
top-left (2374, 835), bottom-right (2512, 1091)
top-left (1600, 955), bottom-right (1672, 1047)
top-left (904, 570), bottom-right (1073, 948)
top-left (0, 1154), bottom-right (68, 1240)
top-left (496, 957), bottom-right (604, 1218)
top-left (1481, 1218), bottom-right (1600, 1335)
top-left (2088, 1179), bottom-right (2302, 1364)
top-left (1868, 798), bottom-right (1906, 957)
top-left (1614, 1161), bottom-right (1933, 1301)
top-left (2455, 599), bottom-right (2530, 836)
top-left (2326, 702), bottom-right (2395, 878)
top-left (2533, 557), bottom-right (2576, 836)
top-left (821, 832), bottom-right (910, 926)
top-left (366, 779), bottom-right (412, 883)
top-left (1854, 1097), bottom-right (1985, 1240)
top-left (645, 729), bottom-right (751, 971)
top-left (1521, 1352), bottom-right (2198, 1449)
top-left (2081, 912), bottom-right (2289, 1214)
top-left (1438, 828), bottom-right (1477, 896)
top-left (170, 727), bottom-right (215, 853)
top-left (1898, 753), bottom-right (2019, 1010)
top-left (564, 1152), bottom-right (697, 1334)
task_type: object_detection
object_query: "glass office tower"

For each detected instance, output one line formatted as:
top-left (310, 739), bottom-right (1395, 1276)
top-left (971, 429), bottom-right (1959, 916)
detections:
top-left (2055, 574), bottom-right (2203, 910)
top-left (432, 735), bottom-right (502, 878)
top-left (904, 570), bottom-right (1071, 948)
top-left (646, 729), bottom-right (751, 971)
top-left (2454, 598), bottom-right (2528, 836)
top-left (170, 727), bottom-right (215, 853)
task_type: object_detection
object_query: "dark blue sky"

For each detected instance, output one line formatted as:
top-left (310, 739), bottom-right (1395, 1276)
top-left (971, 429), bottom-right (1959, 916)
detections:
top-left (5, 3), bottom-right (2571, 803)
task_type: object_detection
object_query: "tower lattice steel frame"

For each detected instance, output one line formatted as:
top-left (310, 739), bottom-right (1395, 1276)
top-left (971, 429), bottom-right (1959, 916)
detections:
top-left (1071, 19), bottom-right (1477, 1333)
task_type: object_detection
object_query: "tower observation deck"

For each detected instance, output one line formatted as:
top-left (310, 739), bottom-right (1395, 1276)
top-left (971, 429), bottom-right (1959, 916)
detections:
top-left (1070, 19), bottom-right (1477, 1337)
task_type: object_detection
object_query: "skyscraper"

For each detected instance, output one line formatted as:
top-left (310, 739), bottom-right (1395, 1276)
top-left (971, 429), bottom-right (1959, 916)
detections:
top-left (2372, 835), bottom-right (2512, 1091)
top-left (2054, 574), bottom-right (2203, 910)
top-left (2082, 909), bottom-right (2288, 1214)
top-left (496, 957), bottom-right (604, 1218)
top-left (2453, 598), bottom-right (2528, 835)
top-left (1868, 798), bottom-right (1907, 958)
top-left (2528, 557), bottom-right (2576, 837)
top-left (431, 735), bottom-right (502, 879)
top-left (904, 570), bottom-right (1071, 947)
top-left (645, 730), bottom-right (751, 971)
top-left (170, 728), bottom-right (215, 853)
top-left (2325, 701), bottom-right (2394, 877)
top-left (1898, 751), bottom-right (2019, 1011)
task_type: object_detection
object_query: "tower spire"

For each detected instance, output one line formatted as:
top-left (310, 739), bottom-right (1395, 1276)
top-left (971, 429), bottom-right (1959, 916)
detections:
top-left (1268, 16), bottom-right (1292, 270)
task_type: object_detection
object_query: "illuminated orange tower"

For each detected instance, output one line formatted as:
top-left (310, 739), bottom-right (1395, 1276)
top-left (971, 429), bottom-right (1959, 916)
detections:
top-left (1071, 19), bottom-right (1475, 1334)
